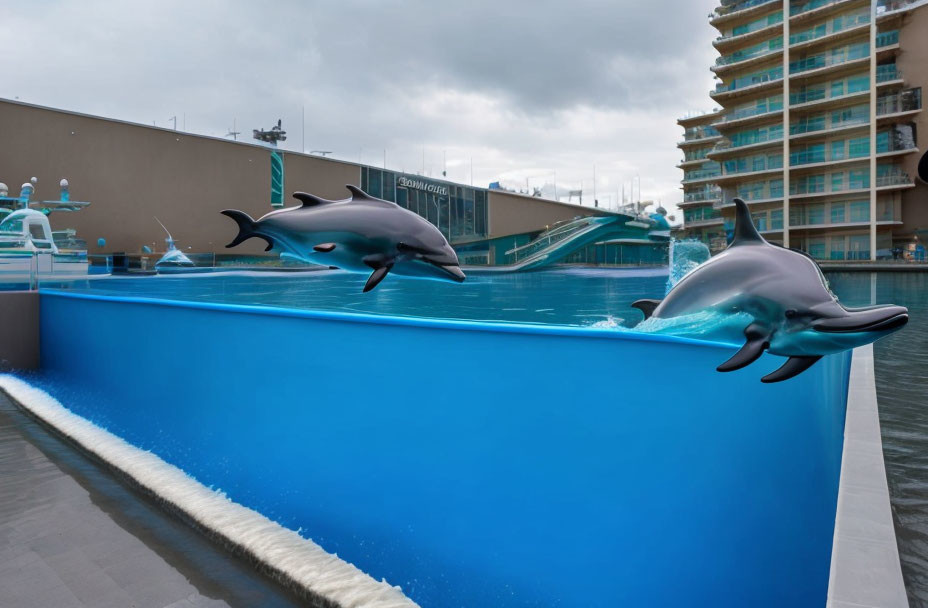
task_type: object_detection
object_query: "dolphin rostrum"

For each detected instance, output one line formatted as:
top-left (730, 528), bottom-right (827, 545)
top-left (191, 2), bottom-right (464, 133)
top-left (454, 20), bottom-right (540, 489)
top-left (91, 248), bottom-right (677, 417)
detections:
top-left (222, 185), bottom-right (466, 292)
top-left (632, 198), bottom-right (908, 383)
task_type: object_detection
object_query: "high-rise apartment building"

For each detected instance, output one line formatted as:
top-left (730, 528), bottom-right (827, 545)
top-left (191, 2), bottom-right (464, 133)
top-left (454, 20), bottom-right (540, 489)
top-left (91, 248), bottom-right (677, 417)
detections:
top-left (678, 0), bottom-right (928, 260)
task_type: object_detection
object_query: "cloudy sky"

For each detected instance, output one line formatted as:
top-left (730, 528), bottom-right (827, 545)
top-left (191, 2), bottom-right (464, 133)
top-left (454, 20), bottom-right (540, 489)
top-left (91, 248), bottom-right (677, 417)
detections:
top-left (2, 0), bottom-right (719, 215)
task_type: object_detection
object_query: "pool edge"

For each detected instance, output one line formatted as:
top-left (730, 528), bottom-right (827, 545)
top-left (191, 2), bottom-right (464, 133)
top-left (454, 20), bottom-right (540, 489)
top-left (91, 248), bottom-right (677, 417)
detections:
top-left (0, 375), bottom-right (418, 608)
top-left (827, 344), bottom-right (908, 608)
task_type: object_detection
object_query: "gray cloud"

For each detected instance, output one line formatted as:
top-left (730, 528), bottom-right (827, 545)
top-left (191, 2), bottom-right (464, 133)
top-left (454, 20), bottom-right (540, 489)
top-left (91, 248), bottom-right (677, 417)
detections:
top-left (1, 0), bottom-right (720, 212)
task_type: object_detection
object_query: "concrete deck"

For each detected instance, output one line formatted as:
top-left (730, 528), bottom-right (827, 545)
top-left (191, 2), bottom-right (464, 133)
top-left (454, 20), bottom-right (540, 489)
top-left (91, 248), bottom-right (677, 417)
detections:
top-left (0, 390), bottom-right (310, 608)
top-left (827, 345), bottom-right (908, 608)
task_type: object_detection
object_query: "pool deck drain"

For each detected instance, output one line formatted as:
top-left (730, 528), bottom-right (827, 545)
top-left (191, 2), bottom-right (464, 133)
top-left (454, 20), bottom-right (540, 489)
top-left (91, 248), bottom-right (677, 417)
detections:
top-left (0, 390), bottom-right (310, 608)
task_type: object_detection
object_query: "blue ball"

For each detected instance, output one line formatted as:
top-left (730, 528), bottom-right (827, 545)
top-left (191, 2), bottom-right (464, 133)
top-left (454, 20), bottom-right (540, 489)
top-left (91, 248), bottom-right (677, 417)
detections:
top-left (141, 245), bottom-right (152, 254)
top-left (97, 238), bottom-right (106, 248)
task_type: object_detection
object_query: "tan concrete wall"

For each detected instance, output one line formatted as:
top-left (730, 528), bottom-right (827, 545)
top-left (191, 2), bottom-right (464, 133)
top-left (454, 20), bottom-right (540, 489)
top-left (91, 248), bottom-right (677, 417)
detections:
top-left (896, 5), bottom-right (928, 237)
top-left (0, 292), bottom-right (39, 370)
top-left (0, 100), bottom-right (357, 255)
top-left (488, 190), bottom-right (605, 238)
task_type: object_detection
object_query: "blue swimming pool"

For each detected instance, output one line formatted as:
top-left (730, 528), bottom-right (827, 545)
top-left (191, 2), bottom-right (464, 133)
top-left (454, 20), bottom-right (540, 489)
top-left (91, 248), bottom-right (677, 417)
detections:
top-left (24, 269), bottom-right (852, 607)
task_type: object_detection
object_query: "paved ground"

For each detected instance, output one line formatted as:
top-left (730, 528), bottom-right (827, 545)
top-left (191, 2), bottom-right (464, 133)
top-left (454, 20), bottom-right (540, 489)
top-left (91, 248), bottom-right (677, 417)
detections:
top-left (0, 391), bottom-right (311, 608)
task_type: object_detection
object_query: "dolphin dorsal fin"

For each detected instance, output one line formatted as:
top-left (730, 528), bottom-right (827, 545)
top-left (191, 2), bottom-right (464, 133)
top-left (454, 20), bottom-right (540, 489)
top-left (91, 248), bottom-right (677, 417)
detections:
top-left (730, 197), bottom-right (766, 246)
top-left (292, 192), bottom-right (335, 207)
top-left (346, 185), bottom-right (372, 200)
top-left (345, 184), bottom-right (397, 206)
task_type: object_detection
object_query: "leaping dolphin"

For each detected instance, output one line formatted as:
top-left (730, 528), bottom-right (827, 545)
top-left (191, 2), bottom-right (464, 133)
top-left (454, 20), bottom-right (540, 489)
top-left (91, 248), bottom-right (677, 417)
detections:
top-left (222, 185), bottom-right (466, 292)
top-left (632, 198), bottom-right (908, 383)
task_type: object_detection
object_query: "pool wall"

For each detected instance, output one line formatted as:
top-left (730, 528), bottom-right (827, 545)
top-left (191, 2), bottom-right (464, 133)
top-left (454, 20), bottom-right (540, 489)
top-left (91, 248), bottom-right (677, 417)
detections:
top-left (0, 291), bottom-right (39, 370)
top-left (35, 290), bottom-right (851, 607)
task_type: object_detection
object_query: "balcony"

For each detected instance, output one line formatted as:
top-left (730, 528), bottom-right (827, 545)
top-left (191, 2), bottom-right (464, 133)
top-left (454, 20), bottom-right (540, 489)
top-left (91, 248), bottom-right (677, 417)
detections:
top-left (713, 105), bottom-right (783, 129)
top-left (714, 43), bottom-right (783, 74)
top-left (876, 64), bottom-right (902, 85)
top-left (685, 216), bottom-right (726, 228)
top-left (712, 66), bottom-right (784, 100)
top-left (790, 107), bottom-right (869, 139)
top-left (790, 88), bottom-right (869, 111)
top-left (876, 88), bottom-right (922, 120)
top-left (711, 0), bottom-right (781, 24)
top-left (682, 162), bottom-right (723, 185)
top-left (876, 170), bottom-right (914, 189)
top-left (876, 30), bottom-right (900, 47)
top-left (714, 15), bottom-right (784, 51)
top-left (877, 0), bottom-right (924, 17)
top-left (789, 43), bottom-right (869, 77)
top-left (789, 11), bottom-right (869, 49)
top-left (682, 186), bottom-right (723, 205)
top-left (790, 148), bottom-right (870, 169)
top-left (791, 0), bottom-right (861, 20)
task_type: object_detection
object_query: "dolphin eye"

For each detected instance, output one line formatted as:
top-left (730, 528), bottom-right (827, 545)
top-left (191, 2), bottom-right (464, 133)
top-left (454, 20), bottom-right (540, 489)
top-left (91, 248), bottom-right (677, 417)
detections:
top-left (785, 309), bottom-right (797, 319)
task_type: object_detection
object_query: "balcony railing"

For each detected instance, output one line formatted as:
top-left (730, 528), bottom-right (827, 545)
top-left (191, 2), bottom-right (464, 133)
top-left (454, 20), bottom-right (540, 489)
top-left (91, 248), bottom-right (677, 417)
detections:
top-left (714, 0), bottom-right (780, 18)
top-left (723, 156), bottom-right (785, 175)
top-left (876, 88), bottom-right (922, 115)
top-left (715, 39), bottom-right (783, 67)
top-left (684, 186), bottom-right (723, 203)
top-left (791, 0), bottom-right (852, 17)
top-left (715, 12), bottom-right (784, 43)
top-left (683, 168), bottom-right (723, 183)
top-left (683, 126), bottom-right (722, 141)
top-left (789, 43), bottom-right (869, 75)
top-left (790, 146), bottom-right (869, 166)
top-left (877, 0), bottom-right (922, 13)
top-left (790, 107), bottom-right (869, 135)
top-left (714, 102), bottom-right (783, 125)
top-left (714, 66), bottom-right (784, 94)
top-left (876, 30), bottom-right (900, 47)
top-left (790, 83), bottom-right (869, 105)
top-left (876, 171), bottom-right (913, 187)
top-left (789, 10), bottom-right (869, 45)
top-left (876, 64), bottom-right (901, 83)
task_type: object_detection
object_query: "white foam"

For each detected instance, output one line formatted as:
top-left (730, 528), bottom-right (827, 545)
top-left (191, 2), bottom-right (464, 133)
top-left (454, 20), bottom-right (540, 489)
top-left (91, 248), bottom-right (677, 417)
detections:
top-left (0, 375), bottom-right (418, 608)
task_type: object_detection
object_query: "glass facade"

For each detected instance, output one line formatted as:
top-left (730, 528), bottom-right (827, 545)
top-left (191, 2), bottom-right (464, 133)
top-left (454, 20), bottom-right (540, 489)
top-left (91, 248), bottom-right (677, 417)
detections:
top-left (360, 167), bottom-right (488, 243)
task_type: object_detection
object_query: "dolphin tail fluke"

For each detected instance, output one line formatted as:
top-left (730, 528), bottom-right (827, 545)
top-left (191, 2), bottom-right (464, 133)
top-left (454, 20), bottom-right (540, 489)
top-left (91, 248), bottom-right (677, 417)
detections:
top-left (717, 322), bottom-right (770, 372)
top-left (761, 355), bottom-right (822, 383)
top-left (221, 209), bottom-right (274, 251)
top-left (632, 299), bottom-right (661, 320)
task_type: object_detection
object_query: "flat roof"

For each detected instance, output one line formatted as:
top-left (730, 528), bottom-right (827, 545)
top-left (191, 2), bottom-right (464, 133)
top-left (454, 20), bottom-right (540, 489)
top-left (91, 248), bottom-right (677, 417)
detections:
top-left (0, 97), bottom-right (622, 217)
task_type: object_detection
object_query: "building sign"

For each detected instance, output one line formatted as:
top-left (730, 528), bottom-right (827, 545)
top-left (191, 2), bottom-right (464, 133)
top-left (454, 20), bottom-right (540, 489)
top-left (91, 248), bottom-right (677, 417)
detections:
top-left (397, 176), bottom-right (448, 196)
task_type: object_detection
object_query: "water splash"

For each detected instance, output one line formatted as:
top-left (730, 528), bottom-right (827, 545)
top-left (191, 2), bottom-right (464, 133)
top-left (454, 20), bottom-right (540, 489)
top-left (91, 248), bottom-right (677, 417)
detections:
top-left (635, 309), bottom-right (751, 345)
top-left (666, 239), bottom-right (711, 295)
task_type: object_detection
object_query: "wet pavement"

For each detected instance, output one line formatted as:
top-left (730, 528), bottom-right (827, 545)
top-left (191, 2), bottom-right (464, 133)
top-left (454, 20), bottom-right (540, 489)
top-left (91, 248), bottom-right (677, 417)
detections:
top-left (0, 390), bottom-right (311, 608)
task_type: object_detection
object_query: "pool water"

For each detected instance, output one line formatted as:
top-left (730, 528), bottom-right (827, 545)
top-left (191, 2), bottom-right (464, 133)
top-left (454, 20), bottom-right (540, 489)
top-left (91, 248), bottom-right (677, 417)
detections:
top-left (826, 272), bottom-right (928, 607)
top-left (42, 268), bottom-right (670, 327)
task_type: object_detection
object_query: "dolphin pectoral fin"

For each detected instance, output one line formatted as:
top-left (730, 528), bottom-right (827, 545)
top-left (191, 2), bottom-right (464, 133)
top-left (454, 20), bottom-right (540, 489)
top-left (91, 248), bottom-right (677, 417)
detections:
top-left (313, 243), bottom-right (336, 253)
top-left (363, 266), bottom-right (392, 292)
top-left (761, 355), bottom-right (822, 383)
top-left (632, 299), bottom-right (662, 320)
top-left (362, 254), bottom-right (395, 292)
top-left (717, 322), bottom-right (770, 372)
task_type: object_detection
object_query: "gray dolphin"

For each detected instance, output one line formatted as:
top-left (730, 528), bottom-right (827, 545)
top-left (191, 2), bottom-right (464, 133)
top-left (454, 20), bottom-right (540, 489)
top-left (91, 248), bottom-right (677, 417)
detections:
top-left (632, 198), bottom-right (908, 383)
top-left (222, 185), bottom-right (466, 292)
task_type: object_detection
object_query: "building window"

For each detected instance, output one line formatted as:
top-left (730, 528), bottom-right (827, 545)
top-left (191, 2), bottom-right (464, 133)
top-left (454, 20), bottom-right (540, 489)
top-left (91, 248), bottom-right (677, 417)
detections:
top-left (808, 203), bottom-right (825, 224)
top-left (831, 202), bottom-right (846, 224)
top-left (848, 234), bottom-right (870, 260)
top-left (849, 200), bottom-right (870, 222)
top-left (830, 236), bottom-right (846, 260)
top-left (808, 238), bottom-right (826, 259)
top-left (770, 209), bottom-right (783, 230)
